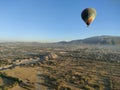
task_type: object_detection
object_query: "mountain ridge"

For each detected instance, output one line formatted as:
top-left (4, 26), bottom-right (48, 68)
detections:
top-left (58, 35), bottom-right (120, 45)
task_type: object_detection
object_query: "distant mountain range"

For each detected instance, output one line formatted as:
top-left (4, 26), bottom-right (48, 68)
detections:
top-left (0, 35), bottom-right (120, 45)
top-left (58, 35), bottom-right (120, 45)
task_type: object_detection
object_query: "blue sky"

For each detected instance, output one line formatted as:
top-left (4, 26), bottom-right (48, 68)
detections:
top-left (0, 0), bottom-right (120, 42)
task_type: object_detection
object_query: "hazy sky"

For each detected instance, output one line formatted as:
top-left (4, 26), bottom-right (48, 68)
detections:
top-left (0, 0), bottom-right (120, 42)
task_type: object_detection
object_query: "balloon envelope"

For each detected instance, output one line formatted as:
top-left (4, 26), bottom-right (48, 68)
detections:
top-left (81, 8), bottom-right (96, 26)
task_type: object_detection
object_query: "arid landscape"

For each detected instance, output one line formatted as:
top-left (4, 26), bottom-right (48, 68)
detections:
top-left (0, 0), bottom-right (119, 89)
top-left (0, 36), bottom-right (120, 90)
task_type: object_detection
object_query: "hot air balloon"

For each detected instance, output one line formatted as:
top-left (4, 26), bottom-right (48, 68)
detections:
top-left (81, 8), bottom-right (96, 26)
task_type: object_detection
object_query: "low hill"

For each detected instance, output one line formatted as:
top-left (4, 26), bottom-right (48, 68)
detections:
top-left (59, 35), bottom-right (120, 45)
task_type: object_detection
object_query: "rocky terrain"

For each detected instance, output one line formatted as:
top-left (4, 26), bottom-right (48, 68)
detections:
top-left (0, 36), bottom-right (120, 90)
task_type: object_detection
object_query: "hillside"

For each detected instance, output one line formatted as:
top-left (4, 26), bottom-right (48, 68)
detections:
top-left (59, 35), bottom-right (120, 45)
